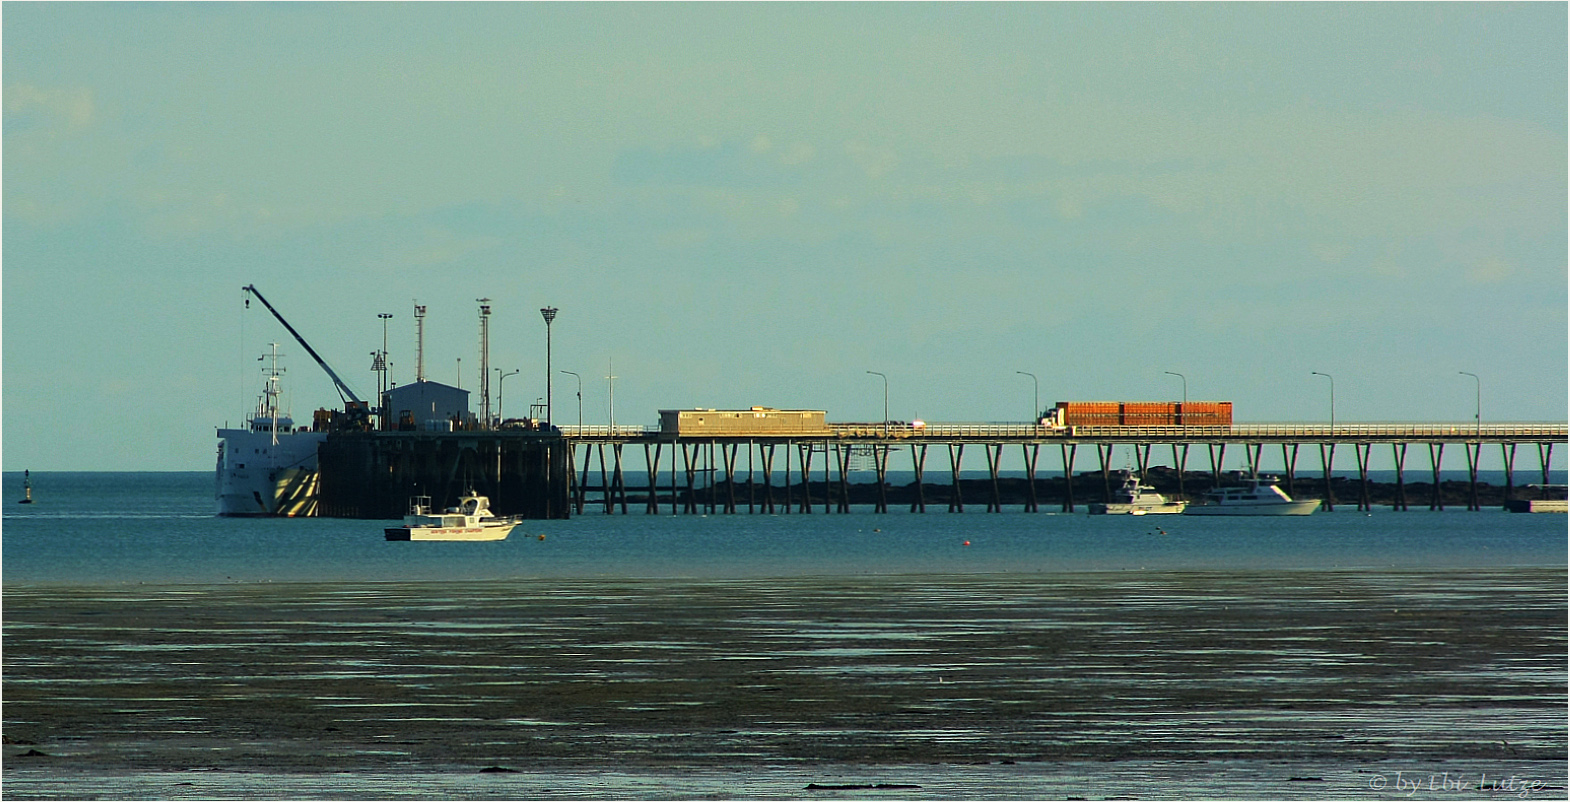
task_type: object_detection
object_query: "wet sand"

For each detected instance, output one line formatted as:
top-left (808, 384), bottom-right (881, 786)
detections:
top-left (4, 570), bottom-right (1565, 799)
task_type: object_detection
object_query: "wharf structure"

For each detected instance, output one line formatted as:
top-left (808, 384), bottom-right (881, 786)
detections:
top-left (556, 411), bottom-right (1567, 515)
top-left (295, 409), bottom-right (1563, 520)
top-left (316, 429), bottom-right (571, 519)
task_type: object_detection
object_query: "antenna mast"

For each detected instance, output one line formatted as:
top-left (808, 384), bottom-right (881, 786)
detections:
top-left (413, 302), bottom-right (427, 384)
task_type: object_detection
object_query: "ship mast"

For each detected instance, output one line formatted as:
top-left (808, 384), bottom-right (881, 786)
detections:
top-left (258, 343), bottom-right (284, 446)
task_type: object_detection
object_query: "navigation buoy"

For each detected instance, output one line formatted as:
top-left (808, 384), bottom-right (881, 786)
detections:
top-left (18, 470), bottom-right (32, 504)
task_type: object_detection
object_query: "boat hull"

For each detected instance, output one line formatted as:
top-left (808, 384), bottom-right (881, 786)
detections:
top-left (1504, 499), bottom-right (1568, 513)
top-left (216, 428), bottom-right (326, 517)
top-left (1089, 502), bottom-right (1187, 515)
top-left (1183, 500), bottom-right (1320, 516)
top-left (385, 523), bottom-right (517, 541)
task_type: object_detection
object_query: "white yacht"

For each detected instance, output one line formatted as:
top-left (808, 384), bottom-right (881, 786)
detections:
top-left (1089, 473), bottom-right (1186, 515)
top-left (215, 345), bottom-right (327, 517)
top-left (1183, 476), bottom-right (1320, 516)
top-left (385, 493), bottom-right (521, 541)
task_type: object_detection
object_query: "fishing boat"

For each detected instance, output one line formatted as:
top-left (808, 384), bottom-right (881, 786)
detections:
top-left (1088, 473), bottom-right (1186, 515)
top-left (1183, 476), bottom-right (1320, 516)
top-left (384, 492), bottom-right (521, 541)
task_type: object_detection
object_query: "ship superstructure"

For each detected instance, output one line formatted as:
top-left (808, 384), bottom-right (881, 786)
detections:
top-left (216, 344), bottom-right (327, 516)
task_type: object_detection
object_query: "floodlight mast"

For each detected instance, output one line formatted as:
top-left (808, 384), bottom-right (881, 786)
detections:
top-left (242, 284), bottom-right (363, 406)
top-left (413, 302), bottom-right (427, 383)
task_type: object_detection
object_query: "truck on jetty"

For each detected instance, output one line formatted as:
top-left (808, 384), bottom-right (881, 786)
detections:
top-left (1041, 401), bottom-right (1233, 429)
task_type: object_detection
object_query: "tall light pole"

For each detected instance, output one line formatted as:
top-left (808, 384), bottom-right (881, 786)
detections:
top-left (561, 370), bottom-right (582, 433)
top-left (1459, 371), bottom-right (1480, 440)
top-left (1016, 371), bottom-right (1038, 424)
top-left (606, 358), bottom-right (617, 432)
top-left (378, 313), bottom-right (393, 428)
top-left (1164, 371), bottom-right (1186, 423)
top-left (496, 369), bottom-right (519, 422)
top-left (866, 371), bottom-right (888, 437)
top-left (540, 306), bottom-right (557, 424)
top-left (413, 303), bottom-right (426, 383)
top-left (1311, 372), bottom-right (1334, 432)
top-left (477, 299), bottom-right (492, 428)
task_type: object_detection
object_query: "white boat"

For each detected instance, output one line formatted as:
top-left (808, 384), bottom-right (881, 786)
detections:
top-left (215, 345), bottom-right (327, 517)
top-left (1183, 476), bottom-right (1320, 516)
top-left (1088, 473), bottom-right (1186, 515)
top-left (384, 493), bottom-right (521, 541)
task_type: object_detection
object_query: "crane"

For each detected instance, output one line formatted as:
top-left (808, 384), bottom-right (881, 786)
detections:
top-left (242, 284), bottom-right (366, 414)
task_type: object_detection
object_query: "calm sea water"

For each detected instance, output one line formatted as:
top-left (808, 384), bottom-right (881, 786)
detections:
top-left (2, 471), bottom-right (1563, 586)
top-left (5, 472), bottom-right (1565, 800)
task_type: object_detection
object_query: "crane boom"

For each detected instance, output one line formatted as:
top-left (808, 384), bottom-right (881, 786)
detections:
top-left (242, 284), bottom-right (364, 406)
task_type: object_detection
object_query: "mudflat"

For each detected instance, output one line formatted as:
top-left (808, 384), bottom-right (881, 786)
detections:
top-left (3, 570), bottom-right (1565, 796)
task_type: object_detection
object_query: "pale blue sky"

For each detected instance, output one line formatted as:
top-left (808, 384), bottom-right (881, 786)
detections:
top-left (5, 3), bottom-right (1566, 471)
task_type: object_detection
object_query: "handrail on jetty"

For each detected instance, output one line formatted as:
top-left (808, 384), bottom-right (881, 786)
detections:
top-left (560, 422), bottom-right (1568, 443)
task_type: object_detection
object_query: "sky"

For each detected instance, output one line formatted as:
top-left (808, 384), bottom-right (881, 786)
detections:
top-left (4, 3), bottom-right (1566, 472)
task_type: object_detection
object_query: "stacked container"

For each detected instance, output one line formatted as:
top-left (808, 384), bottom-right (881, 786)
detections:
top-left (1053, 401), bottom-right (1233, 427)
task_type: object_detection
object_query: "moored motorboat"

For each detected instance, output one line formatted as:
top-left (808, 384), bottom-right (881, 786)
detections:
top-left (1183, 476), bottom-right (1319, 516)
top-left (384, 492), bottom-right (521, 541)
top-left (1089, 473), bottom-right (1186, 515)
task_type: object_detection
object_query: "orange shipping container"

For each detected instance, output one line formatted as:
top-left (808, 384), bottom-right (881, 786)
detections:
top-left (1054, 400), bottom-right (1233, 427)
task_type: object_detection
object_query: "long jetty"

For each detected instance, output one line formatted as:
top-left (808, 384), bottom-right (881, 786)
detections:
top-left (559, 423), bottom-right (1566, 515)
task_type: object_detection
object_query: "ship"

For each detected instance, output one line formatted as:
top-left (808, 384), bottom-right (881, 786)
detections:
top-left (215, 344), bottom-right (327, 516)
top-left (216, 285), bottom-right (375, 517)
top-left (1088, 472), bottom-right (1187, 515)
top-left (1182, 475), bottom-right (1320, 516)
top-left (384, 492), bottom-right (521, 541)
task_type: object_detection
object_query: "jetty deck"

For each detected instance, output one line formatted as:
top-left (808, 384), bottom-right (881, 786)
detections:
top-left (555, 422), bottom-right (1566, 516)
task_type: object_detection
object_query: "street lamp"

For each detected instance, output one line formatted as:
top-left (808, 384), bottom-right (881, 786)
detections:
top-left (496, 369), bottom-right (520, 423)
top-left (378, 313), bottom-right (393, 427)
top-left (561, 370), bottom-right (582, 433)
top-left (606, 359), bottom-right (617, 431)
top-left (1311, 372), bottom-right (1334, 432)
top-left (1016, 371), bottom-right (1038, 424)
top-left (540, 307), bottom-right (558, 424)
top-left (1459, 371), bottom-right (1480, 440)
top-left (866, 371), bottom-right (888, 437)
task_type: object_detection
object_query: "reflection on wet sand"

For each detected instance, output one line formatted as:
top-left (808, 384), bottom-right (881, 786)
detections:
top-left (4, 570), bottom-right (1566, 799)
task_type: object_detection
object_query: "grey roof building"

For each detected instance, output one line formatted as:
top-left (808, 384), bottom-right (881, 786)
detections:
top-left (385, 380), bottom-right (472, 430)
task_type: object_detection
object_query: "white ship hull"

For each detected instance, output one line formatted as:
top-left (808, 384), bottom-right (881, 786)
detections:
top-left (1182, 476), bottom-right (1319, 516)
top-left (1183, 499), bottom-right (1320, 516)
top-left (215, 428), bottom-right (326, 517)
top-left (217, 344), bottom-right (328, 517)
top-left (384, 522), bottom-right (517, 541)
top-left (1090, 501), bottom-right (1187, 515)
